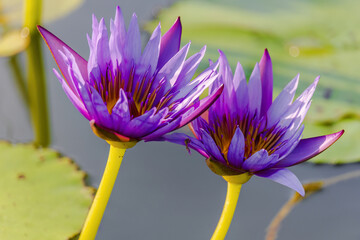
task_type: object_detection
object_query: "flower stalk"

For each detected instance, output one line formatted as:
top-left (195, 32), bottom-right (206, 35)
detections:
top-left (211, 182), bottom-right (242, 240)
top-left (24, 0), bottom-right (50, 147)
top-left (79, 143), bottom-right (134, 240)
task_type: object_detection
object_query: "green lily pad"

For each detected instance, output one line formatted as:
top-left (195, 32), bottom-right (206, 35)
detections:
top-left (146, 0), bottom-right (360, 163)
top-left (0, 142), bottom-right (93, 240)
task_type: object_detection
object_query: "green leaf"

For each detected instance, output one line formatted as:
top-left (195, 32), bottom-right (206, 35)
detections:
top-left (0, 142), bottom-right (93, 240)
top-left (146, 0), bottom-right (360, 163)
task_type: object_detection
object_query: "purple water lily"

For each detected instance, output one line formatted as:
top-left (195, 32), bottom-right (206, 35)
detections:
top-left (38, 6), bottom-right (222, 143)
top-left (163, 49), bottom-right (343, 196)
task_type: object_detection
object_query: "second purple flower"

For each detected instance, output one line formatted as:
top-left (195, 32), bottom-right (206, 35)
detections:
top-left (163, 49), bottom-right (344, 196)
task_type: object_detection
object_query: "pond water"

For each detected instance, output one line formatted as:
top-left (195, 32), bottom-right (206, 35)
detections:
top-left (0, 0), bottom-right (359, 239)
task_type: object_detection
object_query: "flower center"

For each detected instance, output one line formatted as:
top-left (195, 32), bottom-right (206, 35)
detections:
top-left (210, 113), bottom-right (285, 164)
top-left (89, 64), bottom-right (175, 117)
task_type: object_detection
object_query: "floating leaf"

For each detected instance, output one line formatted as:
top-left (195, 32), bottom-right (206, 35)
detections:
top-left (146, 0), bottom-right (360, 163)
top-left (0, 28), bottom-right (30, 56)
top-left (0, 142), bottom-right (93, 240)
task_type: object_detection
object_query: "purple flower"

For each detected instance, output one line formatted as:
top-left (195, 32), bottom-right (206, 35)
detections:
top-left (38, 6), bottom-right (222, 143)
top-left (163, 49), bottom-right (344, 196)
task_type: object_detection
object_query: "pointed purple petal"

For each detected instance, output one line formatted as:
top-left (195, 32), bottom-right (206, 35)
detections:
top-left (248, 63), bottom-right (262, 117)
top-left (175, 45), bottom-right (206, 89)
top-left (275, 125), bottom-right (304, 159)
top-left (109, 6), bottom-right (126, 67)
top-left (259, 49), bottom-right (273, 116)
top-left (200, 129), bottom-right (226, 164)
top-left (178, 85), bottom-right (224, 128)
top-left (158, 17), bottom-right (182, 69)
top-left (138, 24), bottom-right (161, 76)
top-left (156, 42), bottom-right (190, 88)
top-left (90, 87), bottom-right (112, 128)
top-left (157, 133), bottom-right (209, 158)
top-left (111, 89), bottom-right (131, 131)
top-left (233, 62), bottom-right (249, 116)
top-left (171, 59), bottom-right (218, 105)
top-left (275, 130), bottom-right (344, 167)
top-left (38, 26), bottom-right (88, 84)
top-left (267, 74), bottom-right (299, 127)
top-left (255, 168), bottom-right (305, 196)
top-left (124, 13), bottom-right (141, 64)
top-left (190, 116), bottom-right (210, 140)
top-left (242, 149), bottom-right (278, 172)
top-left (78, 84), bottom-right (96, 119)
top-left (142, 118), bottom-right (181, 141)
top-left (218, 50), bottom-right (236, 117)
top-left (227, 127), bottom-right (245, 168)
top-left (123, 107), bottom-right (167, 138)
top-left (53, 69), bottom-right (90, 120)
top-left (87, 16), bottom-right (111, 79)
top-left (277, 76), bottom-right (319, 140)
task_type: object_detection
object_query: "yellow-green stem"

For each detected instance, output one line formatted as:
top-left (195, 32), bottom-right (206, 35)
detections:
top-left (211, 182), bottom-right (242, 240)
top-left (24, 0), bottom-right (50, 147)
top-left (79, 145), bottom-right (127, 240)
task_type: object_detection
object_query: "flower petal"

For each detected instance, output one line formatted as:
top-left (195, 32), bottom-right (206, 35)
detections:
top-left (87, 16), bottom-right (111, 80)
top-left (156, 42), bottom-right (190, 89)
top-left (218, 50), bottom-right (236, 117)
top-left (275, 130), bottom-right (344, 167)
top-left (53, 69), bottom-right (90, 120)
top-left (126, 13), bottom-right (141, 61)
top-left (90, 87), bottom-right (112, 128)
top-left (248, 63), bottom-right (262, 117)
top-left (158, 17), bottom-right (182, 69)
top-left (200, 129), bottom-right (226, 164)
top-left (277, 76), bottom-right (319, 140)
top-left (275, 125), bottom-right (304, 159)
top-left (242, 149), bottom-right (278, 172)
top-left (267, 74), bottom-right (299, 127)
top-left (178, 85), bottom-right (224, 128)
top-left (175, 45), bottom-right (206, 89)
top-left (142, 118), bottom-right (182, 141)
top-left (259, 49), bottom-right (273, 116)
top-left (111, 88), bottom-right (131, 131)
top-left (138, 24), bottom-right (161, 76)
top-left (190, 116), bottom-right (211, 140)
top-left (255, 168), bottom-right (305, 196)
top-left (123, 107), bottom-right (168, 138)
top-left (158, 133), bottom-right (209, 158)
top-left (109, 6), bottom-right (126, 68)
top-left (233, 62), bottom-right (249, 116)
top-left (38, 26), bottom-right (88, 85)
top-left (227, 127), bottom-right (245, 168)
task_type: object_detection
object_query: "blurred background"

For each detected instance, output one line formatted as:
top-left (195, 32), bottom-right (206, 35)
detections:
top-left (0, 0), bottom-right (359, 239)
